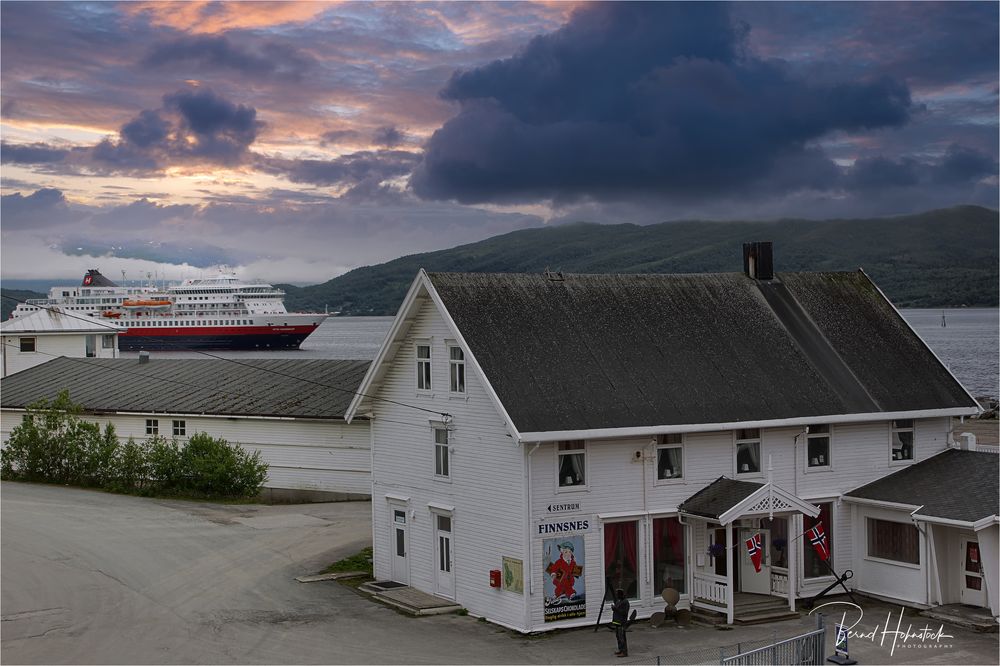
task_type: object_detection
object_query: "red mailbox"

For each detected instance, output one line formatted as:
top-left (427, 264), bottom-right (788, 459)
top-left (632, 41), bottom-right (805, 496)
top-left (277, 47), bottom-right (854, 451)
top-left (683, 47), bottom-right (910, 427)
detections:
top-left (489, 569), bottom-right (502, 588)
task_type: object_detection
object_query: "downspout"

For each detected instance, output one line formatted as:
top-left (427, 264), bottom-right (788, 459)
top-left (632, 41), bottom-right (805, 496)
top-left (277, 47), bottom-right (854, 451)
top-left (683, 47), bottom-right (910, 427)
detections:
top-left (524, 441), bottom-right (540, 630)
top-left (909, 505), bottom-right (938, 607)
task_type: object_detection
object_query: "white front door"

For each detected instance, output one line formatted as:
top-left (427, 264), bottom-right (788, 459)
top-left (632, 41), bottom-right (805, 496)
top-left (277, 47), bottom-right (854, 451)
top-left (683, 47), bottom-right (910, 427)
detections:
top-left (391, 507), bottom-right (409, 585)
top-left (739, 528), bottom-right (771, 595)
top-left (433, 513), bottom-right (455, 599)
top-left (960, 538), bottom-right (986, 607)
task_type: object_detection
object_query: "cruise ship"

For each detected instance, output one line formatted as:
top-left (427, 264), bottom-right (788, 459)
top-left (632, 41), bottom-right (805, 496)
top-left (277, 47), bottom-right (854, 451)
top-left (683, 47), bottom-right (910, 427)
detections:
top-left (11, 269), bottom-right (327, 351)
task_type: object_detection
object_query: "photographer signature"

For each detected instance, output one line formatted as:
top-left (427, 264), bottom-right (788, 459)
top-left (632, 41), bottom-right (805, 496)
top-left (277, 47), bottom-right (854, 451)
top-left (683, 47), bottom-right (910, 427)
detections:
top-left (809, 601), bottom-right (954, 657)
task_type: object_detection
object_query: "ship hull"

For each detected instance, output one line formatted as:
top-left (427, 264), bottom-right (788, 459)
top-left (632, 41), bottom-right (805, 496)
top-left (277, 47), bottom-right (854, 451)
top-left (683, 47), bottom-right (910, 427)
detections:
top-left (119, 325), bottom-right (320, 351)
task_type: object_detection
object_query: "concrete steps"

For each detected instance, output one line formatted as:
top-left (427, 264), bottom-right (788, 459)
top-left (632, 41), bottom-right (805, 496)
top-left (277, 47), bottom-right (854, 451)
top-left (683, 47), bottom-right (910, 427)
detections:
top-left (691, 595), bottom-right (800, 626)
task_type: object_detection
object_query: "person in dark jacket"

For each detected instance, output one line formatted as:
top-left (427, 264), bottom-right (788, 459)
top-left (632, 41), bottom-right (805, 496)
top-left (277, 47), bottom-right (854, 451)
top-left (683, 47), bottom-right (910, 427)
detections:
top-left (611, 588), bottom-right (629, 657)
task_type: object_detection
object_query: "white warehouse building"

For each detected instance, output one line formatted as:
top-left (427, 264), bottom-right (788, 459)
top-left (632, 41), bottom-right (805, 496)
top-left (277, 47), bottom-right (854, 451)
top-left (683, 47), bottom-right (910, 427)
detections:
top-left (1, 356), bottom-right (372, 501)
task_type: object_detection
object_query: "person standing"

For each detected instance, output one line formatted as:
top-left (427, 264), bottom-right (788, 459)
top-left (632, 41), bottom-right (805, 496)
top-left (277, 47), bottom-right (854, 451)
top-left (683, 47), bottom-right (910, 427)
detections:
top-left (611, 588), bottom-right (629, 657)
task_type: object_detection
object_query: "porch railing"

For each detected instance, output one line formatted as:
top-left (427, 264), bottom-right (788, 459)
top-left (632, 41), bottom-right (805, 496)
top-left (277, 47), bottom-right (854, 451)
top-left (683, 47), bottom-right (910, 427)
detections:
top-left (770, 570), bottom-right (788, 595)
top-left (692, 573), bottom-right (727, 606)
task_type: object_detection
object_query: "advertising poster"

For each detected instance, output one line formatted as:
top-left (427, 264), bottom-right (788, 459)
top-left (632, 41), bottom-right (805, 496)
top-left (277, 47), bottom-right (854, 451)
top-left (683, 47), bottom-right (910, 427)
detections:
top-left (543, 535), bottom-right (586, 622)
top-left (502, 556), bottom-right (524, 594)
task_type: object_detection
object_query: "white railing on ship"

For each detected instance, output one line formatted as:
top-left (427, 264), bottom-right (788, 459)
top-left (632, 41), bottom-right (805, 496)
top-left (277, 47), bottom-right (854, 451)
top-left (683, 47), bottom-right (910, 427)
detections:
top-left (692, 573), bottom-right (727, 605)
top-left (978, 445), bottom-right (1000, 454)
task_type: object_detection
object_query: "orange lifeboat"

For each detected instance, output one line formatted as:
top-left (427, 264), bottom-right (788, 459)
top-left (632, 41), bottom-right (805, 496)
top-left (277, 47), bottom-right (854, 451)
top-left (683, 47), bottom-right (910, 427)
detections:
top-left (101, 311), bottom-right (123, 318)
top-left (122, 299), bottom-right (171, 309)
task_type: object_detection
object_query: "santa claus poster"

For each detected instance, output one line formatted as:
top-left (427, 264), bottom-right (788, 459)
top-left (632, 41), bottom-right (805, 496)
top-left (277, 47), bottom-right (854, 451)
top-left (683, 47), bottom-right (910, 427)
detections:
top-left (543, 535), bottom-right (586, 622)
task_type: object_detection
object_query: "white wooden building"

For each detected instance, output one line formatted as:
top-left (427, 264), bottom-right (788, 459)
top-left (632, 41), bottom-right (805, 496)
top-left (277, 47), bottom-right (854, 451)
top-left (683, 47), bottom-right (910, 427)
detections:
top-left (346, 245), bottom-right (992, 633)
top-left (1, 357), bottom-right (371, 501)
top-left (1, 308), bottom-right (119, 377)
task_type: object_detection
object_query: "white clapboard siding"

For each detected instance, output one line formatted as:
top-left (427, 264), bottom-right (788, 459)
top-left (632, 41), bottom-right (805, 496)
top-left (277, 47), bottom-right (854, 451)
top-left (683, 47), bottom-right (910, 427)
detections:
top-left (370, 298), bottom-right (528, 630)
top-left (526, 418), bottom-right (953, 618)
top-left (0, 409), bottom-right (370, 495)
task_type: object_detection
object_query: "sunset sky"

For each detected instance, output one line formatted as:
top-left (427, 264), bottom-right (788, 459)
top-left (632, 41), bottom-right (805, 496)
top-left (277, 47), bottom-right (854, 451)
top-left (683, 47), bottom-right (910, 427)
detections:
top-left (2, 1), bottom-right (997, 285)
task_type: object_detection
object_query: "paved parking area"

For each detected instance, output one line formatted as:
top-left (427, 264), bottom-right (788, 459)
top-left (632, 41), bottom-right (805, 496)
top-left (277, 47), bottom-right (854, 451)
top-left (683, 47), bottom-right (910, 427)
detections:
top-left (2, 482), bottom-right (997, 664)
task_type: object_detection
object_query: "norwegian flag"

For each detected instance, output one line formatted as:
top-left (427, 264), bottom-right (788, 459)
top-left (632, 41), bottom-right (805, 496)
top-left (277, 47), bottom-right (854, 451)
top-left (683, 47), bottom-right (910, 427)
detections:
top-left (745, 533), bottom-right (763, 573)
top-left (807, 522), bottom-right (830, 561)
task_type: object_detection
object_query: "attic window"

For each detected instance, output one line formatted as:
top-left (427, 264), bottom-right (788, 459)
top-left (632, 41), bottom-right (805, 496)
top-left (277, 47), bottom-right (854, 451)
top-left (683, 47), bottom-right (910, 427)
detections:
top-left (448, 345), bottom-right (465, 394)
top-left (416, 343), bottom-right (432, 391)
top-left (19, 337), bottom-right (36, 353)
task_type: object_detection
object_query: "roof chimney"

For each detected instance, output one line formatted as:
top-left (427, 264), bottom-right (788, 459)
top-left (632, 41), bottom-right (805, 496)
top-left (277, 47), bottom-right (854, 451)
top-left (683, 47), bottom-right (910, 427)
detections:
top-left (138, 351), bottom-right (150, 364)
top-left (743, 241), bottom-right (774, 280)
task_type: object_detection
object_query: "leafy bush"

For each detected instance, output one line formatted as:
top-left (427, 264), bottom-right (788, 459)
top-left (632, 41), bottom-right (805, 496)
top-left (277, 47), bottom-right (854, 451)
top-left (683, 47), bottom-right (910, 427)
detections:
top-left (2, 391), bottom-right (268, 499)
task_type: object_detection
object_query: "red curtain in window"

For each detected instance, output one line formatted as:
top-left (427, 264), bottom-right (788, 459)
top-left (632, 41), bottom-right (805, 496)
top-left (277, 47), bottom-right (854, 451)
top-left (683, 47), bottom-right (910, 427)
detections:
top-left (622, 521), bottom-right (638, 574)
top-left (652, 518), bottom-right (665, 564)
top-left (604, 522), bottom-right (618, 564)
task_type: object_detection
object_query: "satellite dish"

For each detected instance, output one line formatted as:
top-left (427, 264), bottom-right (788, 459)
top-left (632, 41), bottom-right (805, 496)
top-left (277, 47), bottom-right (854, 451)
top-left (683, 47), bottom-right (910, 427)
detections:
top-left (661, 587), bottom-right (680, 606)
top-left (650, 611), bottom-right (665, 628)
top-left (675, 609), bottom-right (692, 626)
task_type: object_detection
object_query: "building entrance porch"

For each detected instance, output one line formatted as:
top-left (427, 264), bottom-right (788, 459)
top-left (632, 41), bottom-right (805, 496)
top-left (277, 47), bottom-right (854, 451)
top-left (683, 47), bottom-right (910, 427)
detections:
top-left (680, 476), bottom-right (821, 623)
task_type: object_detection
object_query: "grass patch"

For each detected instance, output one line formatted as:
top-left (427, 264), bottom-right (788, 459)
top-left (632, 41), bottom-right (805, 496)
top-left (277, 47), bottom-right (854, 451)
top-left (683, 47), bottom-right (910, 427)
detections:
top-left (323, 546), bottom-right (373, 577)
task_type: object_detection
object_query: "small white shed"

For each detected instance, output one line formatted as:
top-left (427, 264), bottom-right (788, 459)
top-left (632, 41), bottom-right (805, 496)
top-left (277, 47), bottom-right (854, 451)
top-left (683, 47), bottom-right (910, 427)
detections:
top-left (1, 308), bottom-right (120, 377)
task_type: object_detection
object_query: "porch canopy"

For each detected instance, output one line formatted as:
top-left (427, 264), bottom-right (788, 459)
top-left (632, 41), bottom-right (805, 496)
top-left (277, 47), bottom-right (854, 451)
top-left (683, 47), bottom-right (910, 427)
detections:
top-left (679, 476), bottom-right (820, 525)
top-left (679, 477), bottom-right (820, 623)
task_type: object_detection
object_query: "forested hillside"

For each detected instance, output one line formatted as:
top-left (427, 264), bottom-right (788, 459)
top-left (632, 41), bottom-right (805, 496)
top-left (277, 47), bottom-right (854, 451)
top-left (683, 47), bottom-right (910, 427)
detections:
top-left (279, 206), bottom-right (999, 315)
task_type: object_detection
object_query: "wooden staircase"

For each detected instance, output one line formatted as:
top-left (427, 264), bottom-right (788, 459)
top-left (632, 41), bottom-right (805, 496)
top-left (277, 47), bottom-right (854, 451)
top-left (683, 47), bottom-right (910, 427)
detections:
top-left (691, 593), bottom-right (800, 626)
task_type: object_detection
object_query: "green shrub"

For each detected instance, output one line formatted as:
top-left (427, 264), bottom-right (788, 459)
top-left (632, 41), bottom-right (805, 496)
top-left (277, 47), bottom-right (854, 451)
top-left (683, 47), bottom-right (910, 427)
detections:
top-left (182, 433), bottom-right (268, 497)
top-left (1, 391), bottom-right (267, 499)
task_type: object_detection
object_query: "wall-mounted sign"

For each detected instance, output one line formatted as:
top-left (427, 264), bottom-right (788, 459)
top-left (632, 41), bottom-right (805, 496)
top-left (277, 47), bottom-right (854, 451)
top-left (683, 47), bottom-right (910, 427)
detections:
top-left (543, 535), bottom-right (586, 622)
top-left (502, 556), bottom-right (523, 594)
top-left (547, 502), bottom-right (581, 513)
top-left (537, 518), bottom-right (590, 536)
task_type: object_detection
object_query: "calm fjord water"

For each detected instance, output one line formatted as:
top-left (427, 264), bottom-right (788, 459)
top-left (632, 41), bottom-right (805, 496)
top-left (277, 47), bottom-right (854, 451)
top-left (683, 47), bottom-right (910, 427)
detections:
top-left (125, 309), bottom-right (999, 399)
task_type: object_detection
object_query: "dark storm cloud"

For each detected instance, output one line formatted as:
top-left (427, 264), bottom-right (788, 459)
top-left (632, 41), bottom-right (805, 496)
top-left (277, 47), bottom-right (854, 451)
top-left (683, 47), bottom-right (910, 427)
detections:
top-left (1, 89), bottom-right (263, 175)
top-left (1, 142), bottom-right (70, 164)
top-left (259, 150), bottom-right (421, 196)
top-left (845, 145), bottom-right (997, 193)
top-left (1, 187), bottom-right (79, 229)
top-left (411, 2), bottom-right (917, 205)
top-left (321, 130), bottom-right (361, 146)
top-left (58, 238), bottom-right (241, 268)
top-left (142, 35), bottom-right (316, 81)
top-left (372, 126), bottom-right (406, 147)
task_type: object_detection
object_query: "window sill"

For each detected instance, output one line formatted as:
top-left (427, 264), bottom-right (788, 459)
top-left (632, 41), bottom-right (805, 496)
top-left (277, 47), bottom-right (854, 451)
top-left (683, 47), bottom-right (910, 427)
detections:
top-left (864, 555), bottom-right (920, 569)
top-left (447, 393), bottom-right (468, 401)
top-left (888, 458), bottom-right (915, 468)
top-left (804, 465), bottom-right (832, 473)
top-left (556, 485), bottom-right (589, 494)
top-left (654, 477), bottom-right (685, 486)
top-left (432, 475), bottom-right (453, 484)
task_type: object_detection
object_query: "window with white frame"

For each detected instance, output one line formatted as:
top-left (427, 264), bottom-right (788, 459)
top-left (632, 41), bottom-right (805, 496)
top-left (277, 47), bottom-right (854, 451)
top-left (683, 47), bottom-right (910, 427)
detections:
top-left (557, 440), bottom-right (586, 488)
top-left (146, 419), bottom-right (159, 435)
top-left (172, 420), bottom-right (186, 436)
top-left (416, 343), bottom-right (432, 391)
top-left (890, 420), bottom-right (914, 461)
top-left (19, 337), bottom-right (36, 352)
top-left (806, 424), bottom-right (831, 468)
top-left (102, 334), bottom-right (115, 349)
top-left (656, 434), bottom-right (683, 480)
top-left (867, 517), bottom-right (919, 564)
top-left (433, 427), bottom-right (450, 478)
top-left (448, 346), bottom-right (465, 394)
top-left (735, 428), bottom-right (761, 475)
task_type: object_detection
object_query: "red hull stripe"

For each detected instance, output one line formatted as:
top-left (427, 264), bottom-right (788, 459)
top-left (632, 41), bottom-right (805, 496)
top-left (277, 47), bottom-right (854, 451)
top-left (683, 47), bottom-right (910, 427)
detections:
top-left (122, 325), bottom-right (318, 337)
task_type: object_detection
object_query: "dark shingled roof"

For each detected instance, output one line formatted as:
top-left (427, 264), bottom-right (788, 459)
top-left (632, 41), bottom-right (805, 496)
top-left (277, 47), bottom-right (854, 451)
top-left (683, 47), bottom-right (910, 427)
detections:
top-left (427, 271), bottom-right (976, 433)
top-left (679, 477), bottom-right (764, 519)
top-left (0, 357), bottom-right (370, 420)
top-left (846, 448), bottom-right (999, 523)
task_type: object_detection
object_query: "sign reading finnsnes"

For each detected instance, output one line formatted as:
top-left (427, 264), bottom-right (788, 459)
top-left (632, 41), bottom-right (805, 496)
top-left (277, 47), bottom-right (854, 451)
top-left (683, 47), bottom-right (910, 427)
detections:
top-left (547, 502), bottom-right (581, 513)
top-left (537, 519), bottom-right (590, 535)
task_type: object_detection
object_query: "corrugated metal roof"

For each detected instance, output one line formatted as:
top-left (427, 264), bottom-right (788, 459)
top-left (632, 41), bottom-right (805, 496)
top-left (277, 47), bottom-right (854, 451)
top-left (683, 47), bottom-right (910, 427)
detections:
top-left (678, 477), bottom-right (764, 520)
top-left (428, 270), bottom-right (977, 433)
top-left (1, 308), bottom-right (121, 334)
top-left (846, 449), bottom-right (999, 523)
top-left (0, 357), bottom-right (370, 420)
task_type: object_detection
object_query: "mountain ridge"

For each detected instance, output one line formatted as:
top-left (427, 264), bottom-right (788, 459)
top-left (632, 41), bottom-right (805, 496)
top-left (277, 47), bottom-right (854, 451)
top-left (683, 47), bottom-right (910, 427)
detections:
top-left (278, 205), bottom-right (999, 314)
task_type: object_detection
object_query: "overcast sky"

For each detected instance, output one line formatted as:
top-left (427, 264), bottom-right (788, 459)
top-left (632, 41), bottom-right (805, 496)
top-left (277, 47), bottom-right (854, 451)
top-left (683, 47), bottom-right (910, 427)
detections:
top-left (2, 1), bottom-right (997, 284)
